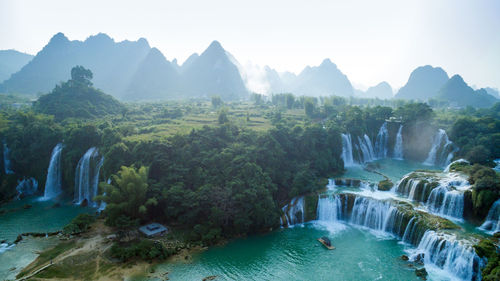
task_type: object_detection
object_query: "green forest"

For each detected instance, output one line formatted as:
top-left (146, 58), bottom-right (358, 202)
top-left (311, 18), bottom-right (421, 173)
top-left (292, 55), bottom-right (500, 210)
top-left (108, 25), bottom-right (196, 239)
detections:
top-left (1, 66), bottom-right (500, 281)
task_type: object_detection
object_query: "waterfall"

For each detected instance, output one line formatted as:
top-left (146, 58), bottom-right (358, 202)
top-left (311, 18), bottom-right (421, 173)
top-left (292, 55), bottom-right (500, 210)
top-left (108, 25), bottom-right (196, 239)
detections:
top-left (394, 177), bottom-right (431, 202)
top-left (412, 231), bottom-right (482, 281)
top-left (393, 125), bottom-right (403, 159)
top-left (317, 194), bottom-right (422, 244)
top-left (364, 135), bottom-right (376, 159)
top-left (327, 179), bottom-right (336, 191)
top-left (316, 193), bottom-right (482, 280)
top-left (493, 159), bottom-right (500, 172)
top-left (98, 178), bottom-right (111, 213)
top-left (3, 140), bottom-right (14, 174)
top-left (15, 178), bottom-right (38, 199)
top-left (424, 129), bottom-right (456, 167)
top-left (374, 122), bottom-right (389, 159)
top-left (341, 133), bottom-right (378, 165)
top-left (317, 195), bottom-right (344, 222)
top-left (42, 143), bottom-right (63, 200)
top-left (341, 134), bottom-right (355, 166)
top-left (357, 135), bottom-right (375, 163)
top-left (281, 196), bottom-right (305, 227)
top-left (479, 199), bottom-right (500, 234)
top-left (74, 147), bottom-right (104, 207)
top-left (394, 173), bottom-right (470, 219)
top-left (426, 187), bottom-right (464, 218)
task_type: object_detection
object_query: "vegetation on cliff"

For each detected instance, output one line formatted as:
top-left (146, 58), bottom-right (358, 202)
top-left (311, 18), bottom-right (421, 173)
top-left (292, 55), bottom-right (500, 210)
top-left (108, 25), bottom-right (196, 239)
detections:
top-left (33, 66), bottom-right (124, 120)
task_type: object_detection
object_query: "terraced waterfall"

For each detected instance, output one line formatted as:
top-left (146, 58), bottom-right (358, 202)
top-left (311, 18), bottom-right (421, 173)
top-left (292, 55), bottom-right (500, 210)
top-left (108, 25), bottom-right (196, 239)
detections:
top-left (480, 199), bottom-right (500, 234)
top-left (393, 171), bottom-right (471, 219)
top-left (279, 190), bottom-right (483, 281)
top-left (278, 158), bottom-right (488, 281)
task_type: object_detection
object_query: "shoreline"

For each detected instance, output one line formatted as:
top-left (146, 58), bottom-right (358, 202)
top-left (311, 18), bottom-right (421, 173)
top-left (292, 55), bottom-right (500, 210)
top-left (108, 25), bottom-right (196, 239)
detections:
top-left (14, 220), bottom-right (209, 281)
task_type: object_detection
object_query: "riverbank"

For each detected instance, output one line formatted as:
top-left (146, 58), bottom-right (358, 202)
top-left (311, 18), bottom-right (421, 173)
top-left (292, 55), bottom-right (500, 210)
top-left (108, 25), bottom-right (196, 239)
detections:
top-left (15, 219), bottom-right (205, 281)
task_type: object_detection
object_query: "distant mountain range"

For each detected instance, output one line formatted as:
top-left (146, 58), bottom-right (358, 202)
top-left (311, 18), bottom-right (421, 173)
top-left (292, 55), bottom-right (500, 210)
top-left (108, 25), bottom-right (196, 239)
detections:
top-left (0, 50), bottom-right (34, 83)
top-left (353, 81), bottom-right (393, 99)
top-left (437, 75), bottom-right (498, 108)
top-left (0, 33), bottom-right (498, 107)
top-left (394, 65), bottom-right (449, 100)
top-left (393, 65), bottom-right (498, 108)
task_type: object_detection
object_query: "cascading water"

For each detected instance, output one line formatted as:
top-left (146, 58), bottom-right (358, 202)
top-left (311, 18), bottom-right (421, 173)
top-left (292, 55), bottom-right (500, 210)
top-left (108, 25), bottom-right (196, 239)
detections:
top-left (411, 231), bottom-right (482, 281)
top-left (317, 193), bottom-right (482, 280)
top-left (317, 195), bottom-right (344, 222)
top-left (479, 199), bottom-right (500, 234)
top-left (357, 135), bottom-right (375, 163)
top-left (393, 125), bottom-right (403, 159)
top-left (424, 129), bottom-right (456, 167)
top-left (281, 196), bottom-right (305, 227)
top-left (3, 140), bottom-right (14, 174)
top-left (97, 178), bottom-right (111, 213)
top-left (341, 134), bottom-right (355, 166)
top-left (74, 147), bottom-right (104, 207)
top-left (327, 179), bottom-right (336, 191)
top-left (341, 133), bottom-right (377, 165)
top-left (374, 122), bottom-right (389, 159)
top-left (341, 122), bottom-right (404, 165)
top-left (426, 187), bottom-right (464, 218)
top-left (15, 178), bottom-right (38, 199)
top-left (316, 194), bottom-right (422, 244)
top-left (493, 159), bottom-right (500, 172)
top-left (394, 172), bottom-right (470, 219)
top-left (42, 143), bottom-right (63, 200)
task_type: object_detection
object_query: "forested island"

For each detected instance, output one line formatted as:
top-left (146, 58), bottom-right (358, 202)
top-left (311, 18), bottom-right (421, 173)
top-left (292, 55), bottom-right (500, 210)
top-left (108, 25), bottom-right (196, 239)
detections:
top-left (0, 65), bottom-right (499, 281)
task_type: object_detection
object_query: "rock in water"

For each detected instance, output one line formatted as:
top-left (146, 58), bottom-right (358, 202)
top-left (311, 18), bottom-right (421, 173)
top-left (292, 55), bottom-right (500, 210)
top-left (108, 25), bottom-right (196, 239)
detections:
top-left (401, 254), bottom-right (409, 261)
top-left (415, 268), bottom-right (428, 280)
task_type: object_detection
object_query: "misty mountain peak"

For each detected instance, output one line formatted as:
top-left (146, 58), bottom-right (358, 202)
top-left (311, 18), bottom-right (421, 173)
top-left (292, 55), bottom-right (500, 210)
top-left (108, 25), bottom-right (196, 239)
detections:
top-left (85, 33), bottom-right (114, 44)
top-left (204, 40), bottom-right (226, 56)
top-left (395, 65), bottom-right (449, 100)
top-left (320, 58), bottom-right (336, 68)
top-left (448, 74), bottom-right (466, 85)
top-left (49, 32), bottom-right (69, 44)
top-left (136, 38), bottom-right (150, 48)
top-left (147, 47), bottom-right (166, 60)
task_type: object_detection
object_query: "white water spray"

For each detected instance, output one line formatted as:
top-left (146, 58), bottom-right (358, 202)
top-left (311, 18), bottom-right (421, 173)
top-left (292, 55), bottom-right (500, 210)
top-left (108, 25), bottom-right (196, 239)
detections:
top-left (74, 147), bottom-right (104, 207)
top-left (42, 143), bottom-right (63, 200)
top-left (393, 125), bottom-right (403, 159)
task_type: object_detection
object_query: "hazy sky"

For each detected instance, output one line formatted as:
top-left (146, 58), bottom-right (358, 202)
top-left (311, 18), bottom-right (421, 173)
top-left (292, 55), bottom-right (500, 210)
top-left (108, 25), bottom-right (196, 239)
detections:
top-left (1, 0), bottom-right (499, 90)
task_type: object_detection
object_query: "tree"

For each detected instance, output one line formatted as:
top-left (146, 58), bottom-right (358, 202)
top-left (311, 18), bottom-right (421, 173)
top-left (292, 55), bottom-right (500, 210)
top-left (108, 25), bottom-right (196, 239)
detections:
top-left (286, 94), bottom-right (295, 109)
top-left (304, 99), bottom-right (315, 117)
top-left (98, 166), bottom-right (152, 226)
top-left (71, 65), bottom-right (93, 86)
top-left (251, 93), bottom-right (263, 105)
top-left (466, 145), bottom-right (491, 164)
top-left (211, 96), bottom-right (223, 108)
top-left (218, 109), bottom-right (229, 124)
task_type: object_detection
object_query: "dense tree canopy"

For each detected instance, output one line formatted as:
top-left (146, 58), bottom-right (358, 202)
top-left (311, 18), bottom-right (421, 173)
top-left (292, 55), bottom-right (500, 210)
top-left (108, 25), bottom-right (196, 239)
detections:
top-left (33, 66), bottom-right (124, 120)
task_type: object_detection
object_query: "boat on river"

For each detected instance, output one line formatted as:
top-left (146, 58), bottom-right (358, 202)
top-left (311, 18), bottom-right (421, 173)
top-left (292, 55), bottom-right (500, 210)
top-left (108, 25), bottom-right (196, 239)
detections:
top-left (318, 236), bottom-right (335, 250)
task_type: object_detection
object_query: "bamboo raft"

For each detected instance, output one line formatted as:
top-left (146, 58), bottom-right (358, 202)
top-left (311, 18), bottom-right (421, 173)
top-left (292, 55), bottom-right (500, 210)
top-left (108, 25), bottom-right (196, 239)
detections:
top-left (318, 237), bottom-right (335, 250)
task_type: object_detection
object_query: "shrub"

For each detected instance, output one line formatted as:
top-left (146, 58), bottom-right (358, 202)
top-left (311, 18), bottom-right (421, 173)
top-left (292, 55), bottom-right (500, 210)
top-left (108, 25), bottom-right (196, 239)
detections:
top-left (110, 239), bottom-right (175, 262)
top-left (63, 214), bottom-right (96, 235)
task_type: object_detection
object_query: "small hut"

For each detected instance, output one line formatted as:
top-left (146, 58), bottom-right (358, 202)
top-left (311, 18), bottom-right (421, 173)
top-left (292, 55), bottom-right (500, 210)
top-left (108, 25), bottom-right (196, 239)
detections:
top-left (139, 223), bottom-right (168, 237)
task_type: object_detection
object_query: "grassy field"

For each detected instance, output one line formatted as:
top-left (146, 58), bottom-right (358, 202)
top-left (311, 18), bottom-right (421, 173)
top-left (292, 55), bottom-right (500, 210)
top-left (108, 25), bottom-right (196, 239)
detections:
top-left (121, 101), bottom-right (307, 142)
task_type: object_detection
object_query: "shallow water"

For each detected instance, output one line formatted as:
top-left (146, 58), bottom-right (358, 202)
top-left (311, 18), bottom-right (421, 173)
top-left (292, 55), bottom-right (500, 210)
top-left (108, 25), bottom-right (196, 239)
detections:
top-left (341, 158), bottom-right (440, 184)
top-left (0, 196), bottom-right (91, 279)
top-left (132, 223), bottom-right (423, 281)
